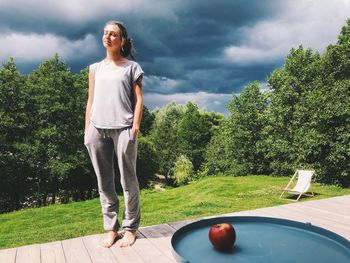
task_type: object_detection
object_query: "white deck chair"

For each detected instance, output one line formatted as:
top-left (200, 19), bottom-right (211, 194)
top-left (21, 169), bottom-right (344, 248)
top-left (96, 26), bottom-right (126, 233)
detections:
top-left (279, 169), bottom-right (315, 201)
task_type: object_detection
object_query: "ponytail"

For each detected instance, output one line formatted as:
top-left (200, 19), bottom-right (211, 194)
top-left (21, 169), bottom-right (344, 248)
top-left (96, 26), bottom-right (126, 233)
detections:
top-left (121, 37), bottom-right (135, 60)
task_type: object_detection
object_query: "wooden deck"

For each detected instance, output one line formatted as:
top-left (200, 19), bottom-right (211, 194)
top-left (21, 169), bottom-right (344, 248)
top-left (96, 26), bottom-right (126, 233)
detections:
top-left (1, 195), bottom-right (349, 263)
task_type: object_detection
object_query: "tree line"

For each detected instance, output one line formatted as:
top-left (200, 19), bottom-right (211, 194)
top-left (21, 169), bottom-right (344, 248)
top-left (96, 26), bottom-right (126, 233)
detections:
top-left (1, 20), bottom-right (350, 213)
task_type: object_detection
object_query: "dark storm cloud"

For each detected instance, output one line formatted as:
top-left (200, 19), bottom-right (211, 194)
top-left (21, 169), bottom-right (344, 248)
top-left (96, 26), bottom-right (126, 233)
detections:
top-left (119, 0), bottom-right (280, 96)
top-left (0, 8), bottom-right (98, 40)
top-left (0, 2), bottom-right (276, 67)
top-left (185, 0), bottom-right (277, 20)
top-left (0, 0), bottom-right (277, 85)
top-left (129, 0), bottom-right (277, 59)
top-left (1, 0), bottom-right (348, 114)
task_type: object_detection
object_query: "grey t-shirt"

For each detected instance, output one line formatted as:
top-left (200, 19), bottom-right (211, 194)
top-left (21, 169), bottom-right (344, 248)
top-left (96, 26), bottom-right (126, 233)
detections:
top-left (89, 59), bottom-right (144, 129)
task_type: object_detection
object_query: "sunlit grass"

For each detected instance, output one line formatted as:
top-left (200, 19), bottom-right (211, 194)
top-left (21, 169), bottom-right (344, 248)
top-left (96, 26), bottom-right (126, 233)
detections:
top-left (1, 175), bottom-right (349, 249)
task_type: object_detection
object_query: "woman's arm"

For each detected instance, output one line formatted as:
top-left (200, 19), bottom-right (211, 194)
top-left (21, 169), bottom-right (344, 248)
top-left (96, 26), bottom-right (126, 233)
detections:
top-left (132, 75), bottom-right (143, 139)
top-left (85, 71), bottom-right (95, 133)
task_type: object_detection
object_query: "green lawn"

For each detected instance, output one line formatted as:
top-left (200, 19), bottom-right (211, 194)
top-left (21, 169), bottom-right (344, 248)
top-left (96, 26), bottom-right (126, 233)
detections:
top-left (1, 175), bottom-right (349, 249)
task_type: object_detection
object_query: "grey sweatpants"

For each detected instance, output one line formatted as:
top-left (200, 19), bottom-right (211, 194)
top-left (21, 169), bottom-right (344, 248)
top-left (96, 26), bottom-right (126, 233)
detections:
top-left (84, 124), bottom-right (140, 231)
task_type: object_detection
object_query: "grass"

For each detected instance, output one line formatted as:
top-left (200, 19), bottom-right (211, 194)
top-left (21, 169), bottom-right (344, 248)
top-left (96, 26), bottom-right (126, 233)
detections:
top-left (0, 175), bottom-right (349, 249)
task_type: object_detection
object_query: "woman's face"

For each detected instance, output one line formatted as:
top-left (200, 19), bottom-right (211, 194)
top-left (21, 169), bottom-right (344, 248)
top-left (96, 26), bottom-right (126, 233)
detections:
top-left (102, 24), bottom-right (123, 51)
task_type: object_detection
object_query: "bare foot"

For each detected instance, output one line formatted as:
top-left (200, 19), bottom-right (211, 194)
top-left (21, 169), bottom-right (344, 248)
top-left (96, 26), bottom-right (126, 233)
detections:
top-left (119, 230), bottom-right (137, 247)
top-left (102, 230), bottom-right (119, 248)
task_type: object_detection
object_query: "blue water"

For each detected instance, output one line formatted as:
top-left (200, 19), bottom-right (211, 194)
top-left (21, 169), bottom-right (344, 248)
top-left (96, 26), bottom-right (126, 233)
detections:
top-left (174, 222), bottom-right (350, 263)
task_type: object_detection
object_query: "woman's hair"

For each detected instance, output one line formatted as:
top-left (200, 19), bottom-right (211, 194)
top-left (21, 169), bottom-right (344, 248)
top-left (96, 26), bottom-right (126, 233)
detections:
top-left (104, 20), bottom-right (135, 60)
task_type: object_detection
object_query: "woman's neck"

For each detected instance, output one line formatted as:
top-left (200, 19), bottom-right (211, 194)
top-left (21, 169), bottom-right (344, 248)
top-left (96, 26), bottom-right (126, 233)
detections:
top-left (105, 50), bottom-right (125, 63)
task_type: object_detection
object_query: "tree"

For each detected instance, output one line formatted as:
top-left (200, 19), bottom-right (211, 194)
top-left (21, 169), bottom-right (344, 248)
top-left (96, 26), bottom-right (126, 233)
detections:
top-left (140, 105), bottom-right (155, 136)
top-left (21, 54), bottom-right (85, 204)
top-left (313, 19), bottom-right (350, 187)
top-left (177, 102), bottom-right (213, 171)
top-left (203, 119), bottom-right (231, 175)
top-left (263, 23), bottom-right (350, 187)
top-left (149, 102), bottom-right (185, 179)
top-left (225, 81), bottom-right (268, 175)
top-left (136, 136), bottom-right (159, 188)
top-left (0, 58), bottom-right (31, 212)
top-left (264, 46), bottom-right (321, 175)
top-left (63, 66), bottom-right (97, 202)
top-left (291, 20), bottom-right (350, 186)
top-left (323, 19), bottom-right (350, 81)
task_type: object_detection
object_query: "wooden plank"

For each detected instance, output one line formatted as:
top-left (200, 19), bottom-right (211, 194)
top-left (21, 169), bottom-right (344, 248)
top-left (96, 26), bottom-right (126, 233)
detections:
top-left (314, 196), bottom-right (349, 205)
top-left (139, 224), bottom-right (177, 262)
top-left (250, 205), bottom-right (321, 222)
top-left (304, 196), bottom-right (349, 205)
top-left (138, 235), bottom-right (175, 263)
top-left (300, 199), bottom-right (350, 217)
top-left (168, 219), bottom-right (198, 231)
top-left (82, 234), bottom-right (118, 263)
top-left (126, 231), bottom-right (173, 263)
top-left (221, 210), bottom-right (259, 217)
top-left (16, 244), bottom-right (40, 263)
top-left (248, 206), bottom-right (350, 239)
top-left (322, 195), bottom-right (350, 204)
top-left (61, 237), bottom-right (92, 263)
top-left (276, 202), bottom-right (350, 227)
top-left (109, 232), bottom-right (144, 263)
top-left (286, 204), bottom-right (350, 226)
top-left (40, 241), bottom-right (66, 263)
top-left (140, 224), bottom-right (175, 238)
top-left (0, 247), bottom-right (16, 263)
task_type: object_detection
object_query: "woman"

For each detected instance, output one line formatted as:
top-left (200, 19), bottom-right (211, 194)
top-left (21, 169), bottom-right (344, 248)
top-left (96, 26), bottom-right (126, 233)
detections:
top-left (84, 20), bottom-right (143, 248)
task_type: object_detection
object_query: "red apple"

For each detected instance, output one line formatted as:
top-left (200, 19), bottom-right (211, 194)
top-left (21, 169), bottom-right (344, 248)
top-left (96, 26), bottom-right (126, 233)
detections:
top-left (208, 223), bottom-right (236, 251)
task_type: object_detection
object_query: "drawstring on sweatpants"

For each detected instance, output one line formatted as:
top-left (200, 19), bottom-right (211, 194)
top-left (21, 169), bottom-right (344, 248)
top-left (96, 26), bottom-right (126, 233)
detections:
top-left (102, 129), bottom-right (110, 138)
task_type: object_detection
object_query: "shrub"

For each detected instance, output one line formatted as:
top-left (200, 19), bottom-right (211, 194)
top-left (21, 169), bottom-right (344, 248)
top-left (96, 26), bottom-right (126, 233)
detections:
top-left (174, 155), bottom-right (194, 185)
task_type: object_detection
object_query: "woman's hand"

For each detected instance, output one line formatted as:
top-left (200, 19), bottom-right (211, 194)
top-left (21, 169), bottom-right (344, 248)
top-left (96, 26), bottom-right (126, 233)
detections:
top-left (132, 126), bottom-right (140, 140)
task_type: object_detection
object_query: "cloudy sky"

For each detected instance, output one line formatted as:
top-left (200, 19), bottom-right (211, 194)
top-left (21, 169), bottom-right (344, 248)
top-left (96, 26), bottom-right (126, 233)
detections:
top-left (0, 0), bottom-right (349, 115)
